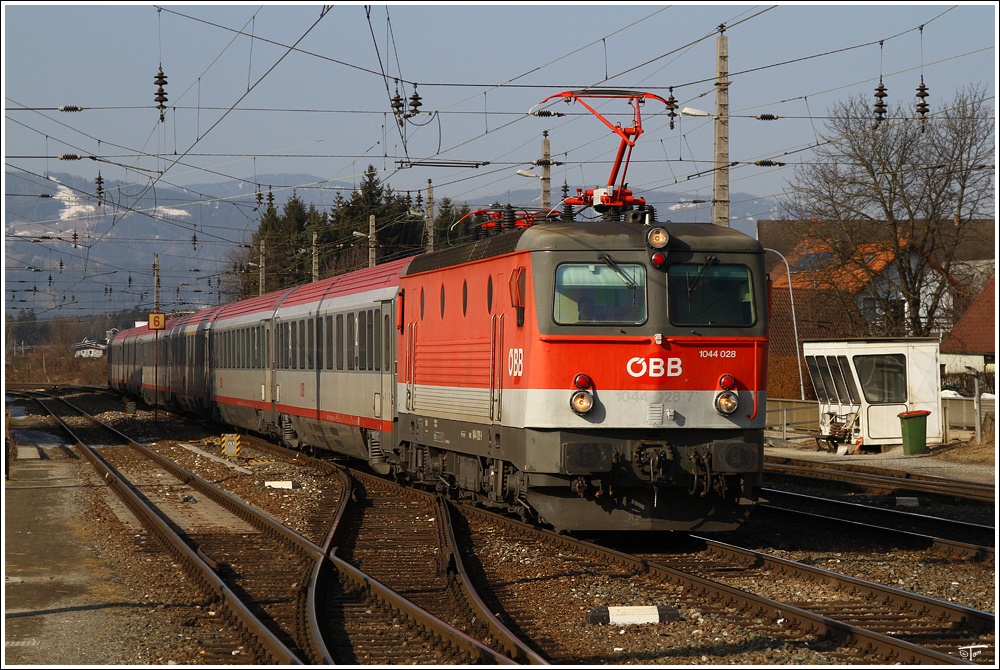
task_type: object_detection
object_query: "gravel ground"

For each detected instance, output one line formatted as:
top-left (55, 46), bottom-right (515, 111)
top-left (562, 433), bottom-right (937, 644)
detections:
top-left (5, 392), bottom-right (995, 665)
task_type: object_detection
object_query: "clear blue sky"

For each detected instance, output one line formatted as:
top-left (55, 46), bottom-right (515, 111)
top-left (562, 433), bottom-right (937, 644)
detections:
top-left (3, 2), bottom-right (997, 320)
top-left (5, 2), bottom-right (995, 203)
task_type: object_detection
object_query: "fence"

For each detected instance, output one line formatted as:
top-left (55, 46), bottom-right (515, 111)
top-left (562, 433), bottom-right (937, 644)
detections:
top-left (765, 397), bottom-right (996, 442)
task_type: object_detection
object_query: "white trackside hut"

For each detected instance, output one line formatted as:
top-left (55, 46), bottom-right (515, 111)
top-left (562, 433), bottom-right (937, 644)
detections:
top-left (802, 338), bottom-right (943, 449)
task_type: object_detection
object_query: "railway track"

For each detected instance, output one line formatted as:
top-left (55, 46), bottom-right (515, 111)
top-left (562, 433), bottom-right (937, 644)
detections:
top-left (31, 392), bottom-right (317, 664)
top-left (759, 488), bottom-right (995, 562)
top-left (630, 535), bottom-right (994, 664)
top-left (11, 389), bottom-right (993, 665)
top-left (457, 504), bottom-right (991, 665)
top-left (764, 455), bottom-right (995, 505)
top-left (27, 393), bottom-right (513, 665)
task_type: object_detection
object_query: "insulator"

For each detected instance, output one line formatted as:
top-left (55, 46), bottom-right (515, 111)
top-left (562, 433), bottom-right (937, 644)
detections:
top-left (255, 189), bottom-right (263, 207)
top-left (48, 274), bottom-right (53, 286)
top-left (155, 68), bottom-right (168, 122)
top-left (915, 81), bottom-right (929, 117)
top-left (501, 204), bottom-right (516, 232)
top-left (192, 233), bottom-right (198, 250)
top-left (128, 274), bottom-right (133, 288)
top-left (873, 81), bottom-right (888, 124)
top-left (59, 154), bottom-right (83, 161)
top-left (72, 230), bottom-right (79, 247)
top-left (533, 110), bottom-right (564, 118)
top-left (755, 114), bottom-right (780, 121)
top-left (267, 190), bottom-right (274, 206)
top-left (58, 260), bottom-right (64, 273)
top-left (408, 89), bottom-right (422, 115)
top-left (754, 159), bottom-right (786, 167)
top-left (666, 89), bottom-right (678, 130)
top-left (390, 92), bottom-right (405, 114)
top-left (59, 105), bottom-right (83, 112)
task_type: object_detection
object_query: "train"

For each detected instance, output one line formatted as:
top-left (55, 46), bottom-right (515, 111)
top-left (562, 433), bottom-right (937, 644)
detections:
top-left (108, 210), bottom-right (769, 532)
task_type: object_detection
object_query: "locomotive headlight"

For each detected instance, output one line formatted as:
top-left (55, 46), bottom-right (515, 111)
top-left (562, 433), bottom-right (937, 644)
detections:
top-left (647, 227), bottom-right (669, 249)
top-left (570, 389), bottom-right (595, 414)
top-left (714, 390), bottom-right (739, 416)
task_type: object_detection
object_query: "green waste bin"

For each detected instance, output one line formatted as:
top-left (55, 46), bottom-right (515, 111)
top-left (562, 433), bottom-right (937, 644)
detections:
top-left (898, 410), bottom-right (931, 455)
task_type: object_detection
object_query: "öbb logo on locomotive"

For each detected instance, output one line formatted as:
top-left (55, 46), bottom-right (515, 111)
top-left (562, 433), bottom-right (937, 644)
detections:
top-left (108, 89), bottom-right (768, 533)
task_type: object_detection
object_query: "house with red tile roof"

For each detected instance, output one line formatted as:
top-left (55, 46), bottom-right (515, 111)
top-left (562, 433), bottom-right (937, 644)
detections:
top-left (939, 276), bottom-right (996, 375)
top-left (758, 219), bottom-right (993, 400)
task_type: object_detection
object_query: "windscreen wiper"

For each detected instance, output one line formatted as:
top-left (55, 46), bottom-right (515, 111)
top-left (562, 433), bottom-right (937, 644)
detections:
top-left (687, 255), bottom-right (717, 294)
top-left (599, 253), bottom-right (636, 288)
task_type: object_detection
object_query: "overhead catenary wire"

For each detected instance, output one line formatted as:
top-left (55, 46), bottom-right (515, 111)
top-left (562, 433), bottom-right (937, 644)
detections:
top-left (5, 5), bottom-right (992, 316)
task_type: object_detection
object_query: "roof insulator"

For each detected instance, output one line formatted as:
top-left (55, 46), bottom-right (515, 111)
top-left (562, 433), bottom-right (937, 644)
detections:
top-left (755, 114), bottom-right (780, 121)
top-left (59, 154), bottom-right (83, 160)
top-left (59, 105), bottom-right (83, 112)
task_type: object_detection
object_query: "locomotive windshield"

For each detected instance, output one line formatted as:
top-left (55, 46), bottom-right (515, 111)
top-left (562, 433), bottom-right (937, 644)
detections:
top-left (667, 262), bottom-right (755, 327)
top-left (553, 261), bottom-right (647, 325)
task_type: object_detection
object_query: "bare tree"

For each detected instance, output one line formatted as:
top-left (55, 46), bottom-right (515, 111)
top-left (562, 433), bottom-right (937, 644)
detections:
top-left (781, 85), bottom-right (994, 336)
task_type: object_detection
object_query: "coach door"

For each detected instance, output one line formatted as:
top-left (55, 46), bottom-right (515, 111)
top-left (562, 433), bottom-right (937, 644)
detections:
top-left (265, 320), bottom-right (277, 421)
top-left (378, 301), bottom-right (395, 425)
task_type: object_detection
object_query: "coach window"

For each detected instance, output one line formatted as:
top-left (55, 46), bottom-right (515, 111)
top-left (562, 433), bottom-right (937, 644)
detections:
top-left (298, 320), bottom-right (306, 370)
top-left (440, 284), bottom-right (446, 319)
top-left (554, 261), bottom-right (647, 325)
top-left (462, 280), bottom-right (468, 316)
top-left (325, 315), bottom-right (333, 369)
top-left (276, 324), bottom-right (284, 369)
top-left (347, 313), bottom-right (355, 370)
top-left (359, 311), bottom-right (368, 370)
top-left (382, 313), bottom-right (390, 370)
top-left (487, 276), bottom-right (494, 313)
top-left (367, 310), bottom-right (376, 370)
top-left (374, 310), bottom-right (383, 371)
top-left (336, 314), bottom-right (344, 370)
top-left (307, 318), bottom-right (315, 370)
top-left (291, 322), bottom-right (298, 370)
top-left (667, 261), bottom-right (754, 327)
top-left (420, 288), bottom-right (425, 320)
top-left (316, 317), bottom-right (323, 370)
